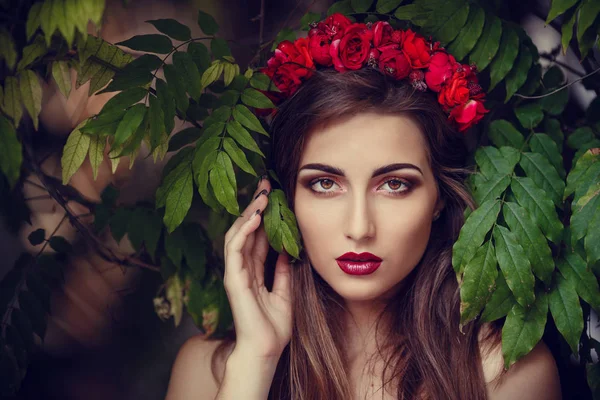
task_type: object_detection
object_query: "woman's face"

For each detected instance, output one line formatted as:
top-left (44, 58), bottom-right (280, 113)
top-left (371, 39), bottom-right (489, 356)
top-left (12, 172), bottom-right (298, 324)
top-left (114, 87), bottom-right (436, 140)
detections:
top-left (294, 112), bottom-right (444, 303)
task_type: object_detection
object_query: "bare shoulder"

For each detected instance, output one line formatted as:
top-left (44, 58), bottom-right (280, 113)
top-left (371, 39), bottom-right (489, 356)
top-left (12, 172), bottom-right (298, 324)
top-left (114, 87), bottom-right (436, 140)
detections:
top-left (479, 326), bottom-right (561, 400)
top-left (165, 335), bottom-right (234, 400)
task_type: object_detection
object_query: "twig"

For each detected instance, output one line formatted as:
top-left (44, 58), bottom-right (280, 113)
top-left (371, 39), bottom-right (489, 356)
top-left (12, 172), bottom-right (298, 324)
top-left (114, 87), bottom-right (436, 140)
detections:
top-left (35, 213), bottom-right (68, 257)
top-left (513, 66), bottom-right (600, 99)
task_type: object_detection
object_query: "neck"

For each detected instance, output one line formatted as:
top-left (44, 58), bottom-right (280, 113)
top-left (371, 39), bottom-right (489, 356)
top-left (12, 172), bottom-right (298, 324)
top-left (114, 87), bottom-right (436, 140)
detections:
top-left (343, 298), bottom-right (389, 365)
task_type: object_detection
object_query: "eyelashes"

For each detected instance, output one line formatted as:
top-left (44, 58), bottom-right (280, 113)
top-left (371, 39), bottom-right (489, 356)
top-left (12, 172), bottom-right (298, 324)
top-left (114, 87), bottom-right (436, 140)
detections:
top-left (306, 177), bottom-right (414, 197)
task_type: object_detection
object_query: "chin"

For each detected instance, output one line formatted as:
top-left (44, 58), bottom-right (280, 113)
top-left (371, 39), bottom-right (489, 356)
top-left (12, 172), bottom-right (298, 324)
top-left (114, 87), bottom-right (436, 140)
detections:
top-left (324, 275), bottom-right (399, 303)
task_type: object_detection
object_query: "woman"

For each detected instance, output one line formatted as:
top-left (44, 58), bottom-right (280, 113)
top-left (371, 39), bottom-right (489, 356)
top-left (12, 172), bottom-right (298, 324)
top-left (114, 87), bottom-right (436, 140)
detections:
top-left (166, 17), bottom-right (561, 400)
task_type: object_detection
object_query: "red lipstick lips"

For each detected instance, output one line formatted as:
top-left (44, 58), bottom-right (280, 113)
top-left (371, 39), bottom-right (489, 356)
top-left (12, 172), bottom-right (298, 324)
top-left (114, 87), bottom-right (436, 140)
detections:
top-left (336, 252), bottom-right (382, 275)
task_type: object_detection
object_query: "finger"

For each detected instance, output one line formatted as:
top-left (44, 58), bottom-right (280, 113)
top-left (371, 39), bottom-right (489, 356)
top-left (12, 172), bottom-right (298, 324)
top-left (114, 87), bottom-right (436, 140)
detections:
top-left (225, 178), bottom-right (271, 244)
top-left (224, 210), bottom-right (262, 275)
top-left (250, 222), bottom-right (269, 286)
top-left (272, 250), bottom-right (291, 297)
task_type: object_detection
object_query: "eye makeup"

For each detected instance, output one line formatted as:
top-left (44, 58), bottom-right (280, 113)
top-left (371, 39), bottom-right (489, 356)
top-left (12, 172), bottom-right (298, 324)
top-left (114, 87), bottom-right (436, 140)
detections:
top-left (304, 176), bottom-right (416, 197)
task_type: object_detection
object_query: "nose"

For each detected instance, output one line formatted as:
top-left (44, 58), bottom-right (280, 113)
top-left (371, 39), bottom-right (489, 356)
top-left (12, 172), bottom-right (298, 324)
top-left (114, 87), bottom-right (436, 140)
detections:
top-left (344, 192), bottom-right (376, 241)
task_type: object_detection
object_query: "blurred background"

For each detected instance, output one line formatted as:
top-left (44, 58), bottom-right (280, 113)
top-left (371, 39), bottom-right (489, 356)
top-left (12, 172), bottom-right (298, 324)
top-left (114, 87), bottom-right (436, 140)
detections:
top-left (0, 0), bottom-right (598, 399)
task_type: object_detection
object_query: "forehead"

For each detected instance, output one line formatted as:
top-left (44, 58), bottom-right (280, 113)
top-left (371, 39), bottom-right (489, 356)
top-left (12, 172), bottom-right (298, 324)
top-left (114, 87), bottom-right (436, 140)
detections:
top-left (299, 113), bottom-right (430, 172)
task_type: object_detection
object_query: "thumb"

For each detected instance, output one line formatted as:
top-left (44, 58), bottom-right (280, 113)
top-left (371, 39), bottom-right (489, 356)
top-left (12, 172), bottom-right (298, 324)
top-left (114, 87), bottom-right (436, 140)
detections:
top-left (272, 249), bottom-right (291, 296)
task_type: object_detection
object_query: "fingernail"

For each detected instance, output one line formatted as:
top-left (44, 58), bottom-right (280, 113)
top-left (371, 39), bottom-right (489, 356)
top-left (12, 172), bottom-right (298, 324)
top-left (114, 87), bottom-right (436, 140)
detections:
top-left (255, 208), bottom-right (261, 215)
top-left (254, 189), bottom-right (268, 200)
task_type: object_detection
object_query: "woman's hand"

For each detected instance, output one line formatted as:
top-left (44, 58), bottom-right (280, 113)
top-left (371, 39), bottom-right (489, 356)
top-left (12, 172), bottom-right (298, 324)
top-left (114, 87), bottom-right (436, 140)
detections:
top-left (223, 176), bottom-right (293, 361)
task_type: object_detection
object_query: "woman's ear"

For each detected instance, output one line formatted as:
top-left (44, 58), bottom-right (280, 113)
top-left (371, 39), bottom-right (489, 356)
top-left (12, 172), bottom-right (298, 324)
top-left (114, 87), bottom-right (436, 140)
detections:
top-left (433, 198), bottom-right (445, 221)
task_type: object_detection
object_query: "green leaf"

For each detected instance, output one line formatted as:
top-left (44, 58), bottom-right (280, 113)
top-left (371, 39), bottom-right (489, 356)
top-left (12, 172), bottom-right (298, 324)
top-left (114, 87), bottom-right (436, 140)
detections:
top-left (241, 88), bottom-right (275, 109)
top-left (459, 240), bottom-right (498, 325)
top-left (226, 120), bottom-right (265, 157)
top-left (80, 109), bottom-right (125, 135)
top-left (197, 10), bottom-right (219, 35)
top-left (16, 35), bottom-right (47, 72)
top-left (493, 225), bottom-right (536, 307)
top-left (469, 13), bottom-right (502, 71)
top-left (549, 274), bottom-right (583, 355)
top-left (114, 103), bottom-right (146, 147)
top-left (394, 4), bottom-right (425, 21)
top-left (146, 19), bottom-right (191, 41)
top-left (156, 78), bottom-right (176, 134)
top-left (488, 119), bottom-right (525, 149)
top-left (26, 2), bottom-right (42, 41)
top-left (263, 189), bottom-right (301, 258)
top-left (510, 176), bottom-right (563, 244)
top-left (164, 64), bottom-right (189, 113)
top-left (488, 25), bottom-right (520, 91)
top-left (233, 104), bottom-right (269, 136)
top-left (223, 137), bottom-right (257, 176)
top-left (182, 224), bottom-right (207, 279)
top-left (473, 174), bottom-right (510, 205)
top-left (503, 202), bottom-right (554, 285)
top-left (194, 149), bottom-right (222, 212)
top-left (452, 199), bottom-right (502, 274)
top-left (211, 37), bottom-right (232, 59)
top-left (571, 180), bottom-right (600, 242)
top-left (149, 95), bottom-right (165, 152)
top-left (164, 163), bottom-right (194, 233)
top-left (76, 36), bottom-right (134, 95)
top-left (28, 228), bottom-right (45, 246)
top-left (300, 11), bottom-right (322, 29)
top-left (421, 0), bottom-right (469, 46)
top-left (201, 61), bottom-right (224, 89)
top-left (102, 87), bottom-right (147, 114)
top-left (249, 72), bottom-right (276, 92)
top-left (88, 134), bottom-right (105, 180)
top-left (530, 133), bottom-right (565, 179)
top-left (19, 70), bottom-right (43, 130)
top-left (51, 61), bottom-right (72, 98)
top-left (0, 116), bottom-right (22, 189)
top-left (474, 146), bottom-right (517, 178)
top-left (502, 290), bottom-right (548, 369)
top-left (168, 127), bottom-right (202, 152)
top-left (173, 51), bottom-right (202, 100)
top-left (0, 29), bottom-right (17, 70)
top-left (515, 103), bottom-right (544, 129)
top-left (375, 0), bottom-right (404, 14)
top-left (328, 0), bottom-right (354, 15)
top-left (209, 152), bottom-right (239, 215)
top-left (543, 118), bottom-right (564, 147)
top-left (157, 148), bottom-right (193, 207)
top-left (561, 4), bottom-right (579, 53)
top-left (3, 76), bottom-right (22, 127)
top-left (519, 152), bottom-right (565, 208)
top-left (61, 129), bottom-right (91, 184)
top-left (504, 45), bottom-right (533, 102)
top-left (116, 34), bottom-right (173, 54)
top-left (546, 0), bottom-right (578, 23)
top-left (576, 0), bottom-right (600, 45)
top-left (351, 0), bottom-right (374, 12)
top-left (567, 127), bottom-right (595, 150)
top-left (519, 63), bottom-right (542, 97)
top-left (557, 252), bottom-right (600, 311)
top-left (188, 42), bottom-right (210, 72)
top-left (447, 5), bottom-right (485, 61)
top-left (223, 62), bottom-right (236, 87)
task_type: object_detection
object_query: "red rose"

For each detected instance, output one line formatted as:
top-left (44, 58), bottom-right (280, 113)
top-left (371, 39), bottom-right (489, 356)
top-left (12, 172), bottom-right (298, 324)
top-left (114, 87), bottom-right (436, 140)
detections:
top-left (378, 49), bottom-right (411, 80)
top-left (262, 62), bottom-right (307, 98)
top-left (401, 29), bottom-right (431, 69)
top-left (330, 23), bottom-right (373, 72)
top-left (372, 21), bottom-right (398, 52)
top-left (449, 99), bottom-right (489, 132)
top-left (308, 30), bottom-right (332, 66)
top-left (438, 74), bottom-right (470, 109)
top-left (316, 13), bottom-right (352, 40)
top-left (267, 39), bottom-right (314, 71)
top-left (424, 51), bottom-right (456, 92)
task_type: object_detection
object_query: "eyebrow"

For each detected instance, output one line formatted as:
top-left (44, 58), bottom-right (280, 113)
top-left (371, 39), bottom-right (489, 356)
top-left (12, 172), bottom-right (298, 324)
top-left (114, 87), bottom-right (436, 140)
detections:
top-left (298, 162), bottom-right (423, 177)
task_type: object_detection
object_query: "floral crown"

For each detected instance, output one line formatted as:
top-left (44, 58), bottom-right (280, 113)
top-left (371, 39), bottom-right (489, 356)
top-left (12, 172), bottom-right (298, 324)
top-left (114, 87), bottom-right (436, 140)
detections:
top-left (259, 13), bottom-right (489, 132)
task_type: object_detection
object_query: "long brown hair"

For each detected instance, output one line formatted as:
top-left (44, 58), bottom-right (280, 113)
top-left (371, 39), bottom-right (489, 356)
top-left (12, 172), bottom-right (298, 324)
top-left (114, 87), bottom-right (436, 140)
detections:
top-left (212, 68), bottom-right (505, 399)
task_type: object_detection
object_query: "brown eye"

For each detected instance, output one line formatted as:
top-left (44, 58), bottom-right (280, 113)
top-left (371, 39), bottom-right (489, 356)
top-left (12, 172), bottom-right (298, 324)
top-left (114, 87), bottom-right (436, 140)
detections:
top-left (320, 179), bottom-right (334, 189)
